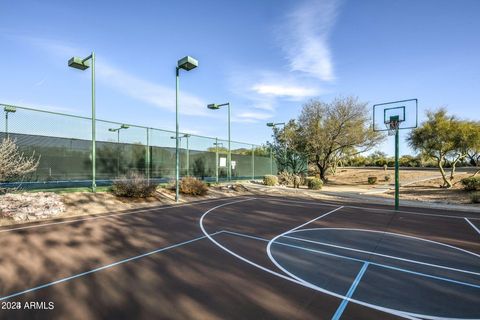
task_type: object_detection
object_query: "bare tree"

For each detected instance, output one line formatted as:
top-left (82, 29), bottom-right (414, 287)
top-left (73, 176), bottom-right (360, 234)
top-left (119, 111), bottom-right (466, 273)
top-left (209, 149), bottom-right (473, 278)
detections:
top-left (0, 138), bottom-right (40, 185)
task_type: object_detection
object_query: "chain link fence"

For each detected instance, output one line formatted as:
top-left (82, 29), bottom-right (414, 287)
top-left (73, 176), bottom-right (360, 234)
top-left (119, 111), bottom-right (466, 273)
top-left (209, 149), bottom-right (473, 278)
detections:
top-left (0, 104), bottom-right (278, 189)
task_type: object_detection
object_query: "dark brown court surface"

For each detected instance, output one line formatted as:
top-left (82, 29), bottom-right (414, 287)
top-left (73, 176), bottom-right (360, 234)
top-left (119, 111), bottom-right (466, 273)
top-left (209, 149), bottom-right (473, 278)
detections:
top-left (0, 196), bottom-right (478, 320)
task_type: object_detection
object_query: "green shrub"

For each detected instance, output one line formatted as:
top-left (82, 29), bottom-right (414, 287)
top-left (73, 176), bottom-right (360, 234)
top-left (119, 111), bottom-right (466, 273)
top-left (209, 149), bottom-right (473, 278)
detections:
top-left (367, 176), bottom-right (378, 185)
top-left (263, 175), bottom-right (278, 186)
top-left (180, 176), bottom-right (208, 195)
top-left (460, 177), bottom-right (480, 191)
top-left (111, 172), bottom-right (158, 198)
top-left (307, 177), bottom-right (323, 190)
top-left (384, 175), bottom-right (391, 182)
top-left (470, 192), bottom-right (480, 204)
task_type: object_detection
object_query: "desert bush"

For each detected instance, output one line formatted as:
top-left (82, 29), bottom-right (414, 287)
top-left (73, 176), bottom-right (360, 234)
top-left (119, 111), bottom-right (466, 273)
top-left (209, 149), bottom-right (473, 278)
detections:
top-left (180, 176), bottom-right (208, 195)
top-left (263, 175), bottom-right (278, 186)
top-left (111, 172), bottom-right (158, 197)
top-left (460, 177), bottom-right (480, 191)
top-left (384, 175), bottom-right (391, 182)
top-left (470, 192), bottom-right (480, 203)
top-left (0, 138), bottom-right (40, 183)
top-left (367, 176), bottom-right (378, 184)
top-left (307, 177), bottom-right (323, 190)
top-left (278, 170), bottom-right (294, 186)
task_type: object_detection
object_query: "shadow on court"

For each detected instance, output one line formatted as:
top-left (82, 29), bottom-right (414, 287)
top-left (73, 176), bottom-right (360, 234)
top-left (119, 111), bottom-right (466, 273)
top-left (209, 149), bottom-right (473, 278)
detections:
top-left (0, 196), bottom-right (478, 319)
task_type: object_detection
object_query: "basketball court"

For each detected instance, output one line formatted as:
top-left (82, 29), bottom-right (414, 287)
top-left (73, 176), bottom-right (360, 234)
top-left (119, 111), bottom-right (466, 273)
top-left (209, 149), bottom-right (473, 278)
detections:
top-left (0, 195), bottom-right (478, 319)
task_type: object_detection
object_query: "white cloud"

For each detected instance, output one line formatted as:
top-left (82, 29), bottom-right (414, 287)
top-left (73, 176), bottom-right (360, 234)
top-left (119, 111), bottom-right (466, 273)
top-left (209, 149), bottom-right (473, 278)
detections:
top-left (252, 84), bottom-right (320, 98)
top-left (278, 0), bottom-right (339, 81)
top-left (97, 64), bottom-right (209, 116)
top-left (236, 111), bottom-right (272, 120)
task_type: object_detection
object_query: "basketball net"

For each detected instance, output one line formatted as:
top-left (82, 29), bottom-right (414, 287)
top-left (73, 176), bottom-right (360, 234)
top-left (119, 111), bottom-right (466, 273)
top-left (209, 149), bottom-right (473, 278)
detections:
top-left (386, 120), bottom-right (399, 136)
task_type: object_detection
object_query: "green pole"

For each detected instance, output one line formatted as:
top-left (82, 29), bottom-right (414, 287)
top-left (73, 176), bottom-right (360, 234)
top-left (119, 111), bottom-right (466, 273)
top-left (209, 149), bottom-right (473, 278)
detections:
top-left (175, 67), bottom-right (180, 202)
top-left (91, 51), bottom-right (96, 192)
top-left (251, 144), bottom-right (255, 180)
top-left (228, 103), bottom-right (231, 181)
top-left (270, 147), bottom-right (273, 175)
top-left (395, 128), bottom-right (400, 210)
top-left (186, 136), bottom-right (190, 176)
top-left (146, 127), bottom-right (150, 182)
top-left (117, 129), bottom-right (120, 177)
top-left (215, 138), bottom-right (219, 183)
top-left (5, 112), bottom-right (8, 138)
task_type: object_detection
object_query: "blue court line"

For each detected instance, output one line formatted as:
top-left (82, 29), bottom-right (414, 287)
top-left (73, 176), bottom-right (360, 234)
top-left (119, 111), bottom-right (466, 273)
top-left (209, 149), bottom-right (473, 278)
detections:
top-left (222, 230), bottom-right (480, 289)
top-left (0, 231), bottom-right (223, 301)
top-left (331, 262), bottom-right (369, 320)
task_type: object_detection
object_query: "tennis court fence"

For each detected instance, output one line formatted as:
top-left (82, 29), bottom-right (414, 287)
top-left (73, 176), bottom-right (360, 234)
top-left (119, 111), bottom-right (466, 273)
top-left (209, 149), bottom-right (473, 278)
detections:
top-left (0, 103), bottom-right (278, 189)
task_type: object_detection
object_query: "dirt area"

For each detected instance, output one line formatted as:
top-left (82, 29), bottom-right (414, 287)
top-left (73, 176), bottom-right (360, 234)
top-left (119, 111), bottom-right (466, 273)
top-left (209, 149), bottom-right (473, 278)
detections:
top-left (61, 184), bottom-right (251, 218)
top-left (379, 175), bottom-right (474, 204)
top-left (0, 184), bottom-right (253, 226)
top-left (327, 168), bottom-right (447, 187)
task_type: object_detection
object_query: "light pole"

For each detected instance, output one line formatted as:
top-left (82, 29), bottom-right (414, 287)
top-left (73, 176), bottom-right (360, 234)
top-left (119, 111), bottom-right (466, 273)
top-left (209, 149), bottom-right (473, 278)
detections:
top-left (267, 122), bottom-right (286, 171)
top-left (109, 124), bottom-right (129, 177)
top-left (4, 106), bottom-right (16, 138)
top-left (68, 52), bottom-right (96, 192)
top-left (171, 133), bottom-right (190, 177)
top-left (207, 102), bottom-right (231, 181)
top-left (175, 56), bottom-right (198, 203)
top-left (108, 124), bottom-right (130, 143)
top-left (213, 141), bottom-right (223, 183)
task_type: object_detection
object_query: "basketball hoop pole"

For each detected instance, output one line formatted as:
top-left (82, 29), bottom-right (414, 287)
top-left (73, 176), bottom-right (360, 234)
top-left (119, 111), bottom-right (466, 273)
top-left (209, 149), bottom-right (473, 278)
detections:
top-left (394, 128), bottom-right (399, 210)
top-left (373, 98), bottom-right (418, 211)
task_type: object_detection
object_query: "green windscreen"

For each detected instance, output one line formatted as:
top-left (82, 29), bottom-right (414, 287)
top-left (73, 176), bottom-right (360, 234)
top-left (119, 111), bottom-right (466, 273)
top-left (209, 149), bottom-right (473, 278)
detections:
top-left (0, 104), bottom-right (277, 188)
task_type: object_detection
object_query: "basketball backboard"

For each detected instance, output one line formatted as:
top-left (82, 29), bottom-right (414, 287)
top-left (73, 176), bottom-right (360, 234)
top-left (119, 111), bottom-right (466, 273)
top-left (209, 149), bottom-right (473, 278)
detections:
top-left (373, 99), bottom-right (418, 132)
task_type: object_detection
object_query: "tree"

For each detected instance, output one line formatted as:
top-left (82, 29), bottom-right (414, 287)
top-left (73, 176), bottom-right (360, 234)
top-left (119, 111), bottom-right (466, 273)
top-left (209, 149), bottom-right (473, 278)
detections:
top-left (268, 120), bottom-right (307, 174)
top-left (295, 97), bottom-right (384, 181)
top-left (464, 121), bottom-right (480, 176)
top-left (407, 109), bottom-right (478, 188)
top-left (0, 138), bottom-right (40, 185)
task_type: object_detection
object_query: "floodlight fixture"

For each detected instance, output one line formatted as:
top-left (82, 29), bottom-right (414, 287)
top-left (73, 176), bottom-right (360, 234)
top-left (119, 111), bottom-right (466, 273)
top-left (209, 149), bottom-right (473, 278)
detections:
top-left (207, 104), bottom-right (220, 110)
top-left (266, 122), bottom-right (285, 127)
top-left (68, 57), bottom-right (90, 70)
top-left (4, 106), bottom-right (16, 113)
top-left (177, 56), bottom-right (198, 71)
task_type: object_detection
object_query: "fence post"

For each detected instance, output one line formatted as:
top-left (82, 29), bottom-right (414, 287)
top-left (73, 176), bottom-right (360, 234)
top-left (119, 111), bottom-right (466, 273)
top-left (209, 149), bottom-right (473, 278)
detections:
top-left (251, 144), bottom-right (255, 180)
top-left (146, 127), bottom-right (150, 182)
top-left (215, 138), bottom-right (219, 183)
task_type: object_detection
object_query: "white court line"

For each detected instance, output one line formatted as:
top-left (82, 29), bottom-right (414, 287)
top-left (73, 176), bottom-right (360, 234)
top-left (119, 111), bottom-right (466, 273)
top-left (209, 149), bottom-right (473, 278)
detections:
top-left (295, 227), bottom-right (480, 260)
top-left (263, 197), bottom-right (480, 220)
top-left (283, 234), bottom-right (480, 277)
top-left (0, 197), bottom-right (237, 234)
top-left (465, 218), bottom-right (480, 235)
top-left (0, 231), bottom-right (224, 301)
top-left (199, 199), bottom-right (418, 319)
top-left (224, 230), bottom-right (480, 289)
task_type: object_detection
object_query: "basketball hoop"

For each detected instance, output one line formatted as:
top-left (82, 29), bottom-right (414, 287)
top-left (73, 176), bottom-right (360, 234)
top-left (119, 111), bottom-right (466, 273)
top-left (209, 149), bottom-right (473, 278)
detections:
top-left (386, 120), bottom-right (400, 136)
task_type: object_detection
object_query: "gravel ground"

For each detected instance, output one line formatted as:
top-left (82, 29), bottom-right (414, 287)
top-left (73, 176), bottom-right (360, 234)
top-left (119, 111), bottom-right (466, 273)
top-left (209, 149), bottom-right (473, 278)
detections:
top-left (0, 192), bottom-right (65, 222)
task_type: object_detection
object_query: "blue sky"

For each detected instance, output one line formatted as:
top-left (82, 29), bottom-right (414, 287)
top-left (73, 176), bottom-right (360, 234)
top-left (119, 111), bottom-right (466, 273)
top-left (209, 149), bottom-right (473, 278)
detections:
top-left (1, 0), bottom-right (479, 155)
